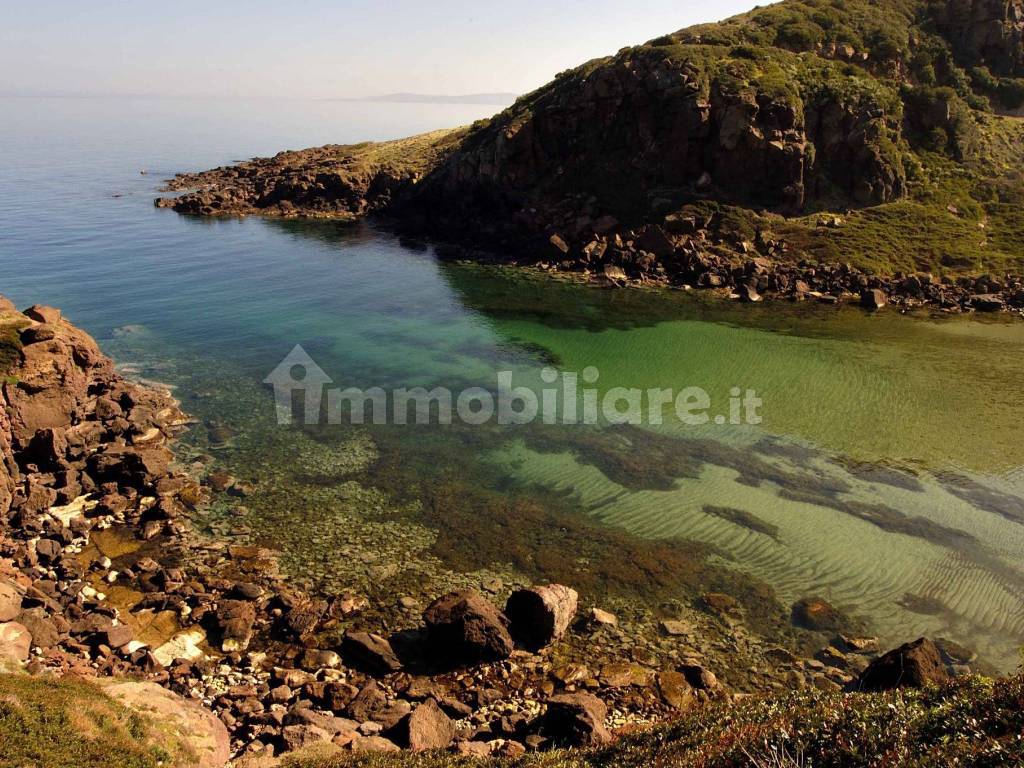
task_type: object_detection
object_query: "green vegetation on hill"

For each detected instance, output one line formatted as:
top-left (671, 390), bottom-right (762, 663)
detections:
top-left (675, 0), bottom-right (1024, 110)
top-left (0, 309), bottom-right (25, 374)
top-left (776, 112), bottom-right (1024, 274)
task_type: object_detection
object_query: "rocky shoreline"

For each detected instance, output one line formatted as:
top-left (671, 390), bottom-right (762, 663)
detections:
top-left (156, 154), bottom-right (1024, 318)
top-left (0, 297), bottom-right (988, 765)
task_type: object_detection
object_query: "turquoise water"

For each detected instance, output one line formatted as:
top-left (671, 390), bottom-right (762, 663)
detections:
top-left (3, 97), bottom-right (1024, 669)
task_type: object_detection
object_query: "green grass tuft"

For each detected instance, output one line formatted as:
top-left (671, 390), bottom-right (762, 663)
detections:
top-left (0, 674), bottom-right (193, 768)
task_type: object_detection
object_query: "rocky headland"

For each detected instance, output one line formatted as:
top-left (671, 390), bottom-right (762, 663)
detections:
top-left (157, 0), bottom-right (1024, 316)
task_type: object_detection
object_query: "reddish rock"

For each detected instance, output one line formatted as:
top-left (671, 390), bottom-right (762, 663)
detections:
top-left (423, 590), bottom-right (513, 665)
top-left (542, 692), bottom-right (612, 747)
top-left (858, 638), bottom-right (950, 692)
top-left (23, 305), bottom-right (62, 325)
top-left (341, 631), bottom-right (402, 675)
top-left (0, 580), bottom-right (23, 622)
top-left (394, 699), bottom-right (455, 751)
top-left (0, 621), bottom-right (31, 665)
top-left (102, 624), bottom-right (134, 649)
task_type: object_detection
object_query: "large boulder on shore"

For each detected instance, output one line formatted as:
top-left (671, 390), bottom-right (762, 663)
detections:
top-left (0, 579), bottom-right (23, 622)
top-left (542, 692), bottom-right (612, 747)
top-left (341, 631), bottom-right (402, 675)
top-left (0, 621), bottom-right (31, 667)
top-left (392, 698), bottom-right (455, 751)
top-left (505, 584), bottom-right (578, 651)
top-left (857, 637), bottom-right (950, 692)
top-left (423, 590), bottom-right (513, 665)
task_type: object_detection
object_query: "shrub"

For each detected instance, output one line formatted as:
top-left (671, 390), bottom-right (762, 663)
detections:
top-left (867, 27), bottom-right (905, 61)
top-left (0, 325), bottom-right (22, 373)
top-left (777, 19), bottom-right (824, 50)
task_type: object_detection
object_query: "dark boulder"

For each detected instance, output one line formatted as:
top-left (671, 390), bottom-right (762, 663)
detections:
top-left (858, 637), bottom-right (950, 691)
top-left (341, 631), bottom-right (402, 675)
top-left (423, 590), bottom-right (513, 665)
top-left (542, 692), bottom-right (612, 747)
top-left (861, 288), bottom-right (887, 310)
top-left (970, 293), bottom-right (1005, 312)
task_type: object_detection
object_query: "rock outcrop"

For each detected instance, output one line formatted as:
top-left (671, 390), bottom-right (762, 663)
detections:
top-left (101, 681), bottom-right (231, 768)
top-left (934, 0), bottom-right (1024, 78)
top-left (416, 46), bottom-right (904, 227)
top-left (157, 129), bottom-right (465, 219)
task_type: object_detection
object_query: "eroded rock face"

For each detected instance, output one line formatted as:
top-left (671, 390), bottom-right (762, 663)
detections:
top-left (935, 0), bottom-right (1024, 78)
top-left (419, 46), bottom-right (904, 228)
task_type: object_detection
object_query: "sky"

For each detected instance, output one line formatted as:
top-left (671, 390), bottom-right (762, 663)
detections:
top-left (0, 0), bottom-right (759, 99)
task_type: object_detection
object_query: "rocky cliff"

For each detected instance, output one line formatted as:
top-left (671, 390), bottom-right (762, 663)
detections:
top-left (0, 299), bottom-right (188, 529)
top-left (156, 0), bottom-right (1024, 310)
top-left (934, 0), bottom-right (1024, 77)
top-left (412, 45), bottom-right (905, 231)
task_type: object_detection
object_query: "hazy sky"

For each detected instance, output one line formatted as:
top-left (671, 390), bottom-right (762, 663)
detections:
top-left (1, 1), bottom-right (759, 99)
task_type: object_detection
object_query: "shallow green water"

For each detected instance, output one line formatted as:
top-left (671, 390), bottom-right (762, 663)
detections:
top-left (4, 97), bottom-right (1024, 671)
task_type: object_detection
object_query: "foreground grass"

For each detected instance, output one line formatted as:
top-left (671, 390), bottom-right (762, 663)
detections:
top-left (285, 674), bottom-right (1024, 768)
top-left (0, 674), bottom-right (194, 768)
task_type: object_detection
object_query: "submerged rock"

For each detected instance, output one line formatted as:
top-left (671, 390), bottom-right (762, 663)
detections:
top-left (791, 597), bottom-right (844, 632)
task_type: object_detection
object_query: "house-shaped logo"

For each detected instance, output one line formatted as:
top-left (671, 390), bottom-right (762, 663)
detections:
top-left (263, 345), bottom-right (333, 425)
